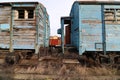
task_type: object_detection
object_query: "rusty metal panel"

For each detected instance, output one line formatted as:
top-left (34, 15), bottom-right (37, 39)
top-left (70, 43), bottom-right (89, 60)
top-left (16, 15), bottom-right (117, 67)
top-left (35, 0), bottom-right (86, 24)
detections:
top-left (65, 25), bottom-right (71, 44)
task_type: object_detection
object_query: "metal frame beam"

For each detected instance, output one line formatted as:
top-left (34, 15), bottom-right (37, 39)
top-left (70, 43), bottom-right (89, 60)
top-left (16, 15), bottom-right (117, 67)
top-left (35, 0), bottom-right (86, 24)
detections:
top-left (61, 17), bottom-right (71, 54)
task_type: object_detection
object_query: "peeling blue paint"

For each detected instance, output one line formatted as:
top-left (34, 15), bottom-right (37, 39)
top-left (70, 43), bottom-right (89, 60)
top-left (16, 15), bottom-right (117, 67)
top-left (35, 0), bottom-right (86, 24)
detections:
top-left (62, 1), bottom-right (120, 55)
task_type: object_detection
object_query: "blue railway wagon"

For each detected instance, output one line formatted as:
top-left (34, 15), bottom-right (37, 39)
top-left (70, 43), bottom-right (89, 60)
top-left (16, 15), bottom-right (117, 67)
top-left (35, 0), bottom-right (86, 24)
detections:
top-left (60, 1), bottom-right (120, 55)
top-left (0, 2), bottom-right (50, 54)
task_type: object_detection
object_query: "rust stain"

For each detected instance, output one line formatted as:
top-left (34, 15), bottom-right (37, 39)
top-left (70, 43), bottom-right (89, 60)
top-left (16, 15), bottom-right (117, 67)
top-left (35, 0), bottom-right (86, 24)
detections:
top-left (82, 20), bottom-right (101, 24)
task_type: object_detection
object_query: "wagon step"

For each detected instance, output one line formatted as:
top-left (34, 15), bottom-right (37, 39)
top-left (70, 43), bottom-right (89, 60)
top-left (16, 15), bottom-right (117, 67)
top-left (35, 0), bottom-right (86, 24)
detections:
top-left (62, 59), bottom-right (79, 64)
top-left (39, 56), bottom-right (58, 61)
top-left (5, 53), bottom-right (20, 65)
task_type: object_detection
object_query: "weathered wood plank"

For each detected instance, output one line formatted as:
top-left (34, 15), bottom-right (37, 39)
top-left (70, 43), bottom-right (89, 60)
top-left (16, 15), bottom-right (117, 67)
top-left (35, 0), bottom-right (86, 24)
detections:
top-left (13, 33), bottom-right (35, 36)
top-left (0, 40), bottom-right (9, 44)
top-left (0, 32), bottom-right (10, 36)
top-left (0, 36), bottom-right (10, 39)
top-left (13, 30), bottom-right (36, 34)
top-left (0, 12), bottom-right (11, 15)
top-left (13, 41), bottom-right (35, 45)
top-left (0, 6), bottom-right (11, 24)
top-left (13, 36), bottom-right (35, 39)
top-left (13, 39), bottom-right (35, 42)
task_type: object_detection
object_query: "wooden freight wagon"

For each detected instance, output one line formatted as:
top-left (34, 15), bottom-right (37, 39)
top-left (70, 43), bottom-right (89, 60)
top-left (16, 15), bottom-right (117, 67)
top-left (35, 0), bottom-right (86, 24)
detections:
top-left (59, 1), bottom-right (120, 55)
top-left (0, 2), bottom-right (50, 55)
top-left (58, 1), bottom-right (120, 64)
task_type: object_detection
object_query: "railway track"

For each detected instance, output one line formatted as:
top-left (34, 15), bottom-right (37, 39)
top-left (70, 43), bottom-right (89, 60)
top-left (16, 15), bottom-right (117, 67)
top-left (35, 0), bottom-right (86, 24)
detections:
top-left (0, 73), bottom-right (120, 80)
top-left (0, 55), bottom-right (119, 80)
top-left (0, 47), bottom-right (119, 80)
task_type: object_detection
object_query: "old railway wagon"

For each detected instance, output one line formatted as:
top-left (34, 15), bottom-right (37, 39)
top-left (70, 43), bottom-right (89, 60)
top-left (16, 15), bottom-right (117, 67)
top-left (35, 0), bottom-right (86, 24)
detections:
top-left (58, 1), bottom-right (120, 63)
top-left (0, 2), bottom-right (50, 63)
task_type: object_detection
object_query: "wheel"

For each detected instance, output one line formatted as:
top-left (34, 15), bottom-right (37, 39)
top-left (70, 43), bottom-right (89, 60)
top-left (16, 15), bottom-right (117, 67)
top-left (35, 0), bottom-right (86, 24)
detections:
top-left (5, 53), bottom-right (20, 65)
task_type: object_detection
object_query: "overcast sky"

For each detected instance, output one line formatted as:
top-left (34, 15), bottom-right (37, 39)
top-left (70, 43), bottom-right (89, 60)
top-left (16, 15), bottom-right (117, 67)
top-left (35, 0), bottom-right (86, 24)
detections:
top-left (0, 0), bottom-right (119, 36)
top-left (0, 0), bottom-right (75, 36)
top-left (40, 0), bottom-right (75, 36)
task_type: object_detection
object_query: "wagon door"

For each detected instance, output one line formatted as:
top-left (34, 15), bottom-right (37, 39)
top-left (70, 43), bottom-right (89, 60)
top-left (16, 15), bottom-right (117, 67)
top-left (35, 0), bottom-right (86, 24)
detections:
top-left (104, 5), bottom-right (120, 52)
top-left (13, 8), bottom-right (36, 50)
top-left (80, 5), bottom-right (103, 54)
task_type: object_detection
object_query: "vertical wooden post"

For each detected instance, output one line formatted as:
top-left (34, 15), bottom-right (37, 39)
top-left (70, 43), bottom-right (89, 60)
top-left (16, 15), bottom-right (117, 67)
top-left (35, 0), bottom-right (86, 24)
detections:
top-left (35, 5), bottom-right (39, 54)
top-left (9, 4), bottom-right (14, 53)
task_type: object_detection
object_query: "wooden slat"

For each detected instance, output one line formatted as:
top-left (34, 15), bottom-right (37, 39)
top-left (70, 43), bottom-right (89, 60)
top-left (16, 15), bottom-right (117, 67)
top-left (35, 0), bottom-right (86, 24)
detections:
top-left (13, 30), bottom-right (36, 34)
top-left (13, 33), bottom-right (35, 36)
top-left (0, 20), bottom-right (9, 23)
top-left (0, 12), bottom-right (11, 15)
top-left (0, 40), bottom-right (9, 44)
top-left (0, 32), bottom-right (10, 36)
top-left (0, 7), bottom-right (11, 24)
top-left (0, 36), bottom-right (10, 39)
top-left (13, 39), bottom-right (35, 42)
top-left (13, 36), bottom-right (35, 39)
top-left (13, 41), bottom-right (34, 45)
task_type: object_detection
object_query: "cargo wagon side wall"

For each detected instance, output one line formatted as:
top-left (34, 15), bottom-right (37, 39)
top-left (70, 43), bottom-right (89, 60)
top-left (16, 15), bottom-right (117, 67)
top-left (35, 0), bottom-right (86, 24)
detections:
top-left (13, 3), bottom-right (49, 51)
top-left (0, 6), bottom-right (11, 49)
top-left (75, 3), bottom-right (120, 55)
top-left (36, 4), bottom-right (45, 49)
top-left (35, 3), bottom-right (50, 53)
top-left (64, 2), bottom-right (120, 55)
top-left (43, 9), bottom-right (50, 47)
top-left (0, 2), bottom-right (50, 54)
top-left (104, 5), bottom-right (120, 51)
top-left (79, 4), bottom-right (103, 55)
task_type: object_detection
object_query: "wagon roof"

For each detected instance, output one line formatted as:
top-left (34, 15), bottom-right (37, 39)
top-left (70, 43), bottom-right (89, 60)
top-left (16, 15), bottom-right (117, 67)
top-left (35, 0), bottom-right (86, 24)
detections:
top-left (0, 1), bottom-right (41, 6)
top-left (76, 1), bottom-right (120, 4)
top-left (0, 1), bottom-right (46, 9)
top-left (0, 1), bottom-right (38, 4)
